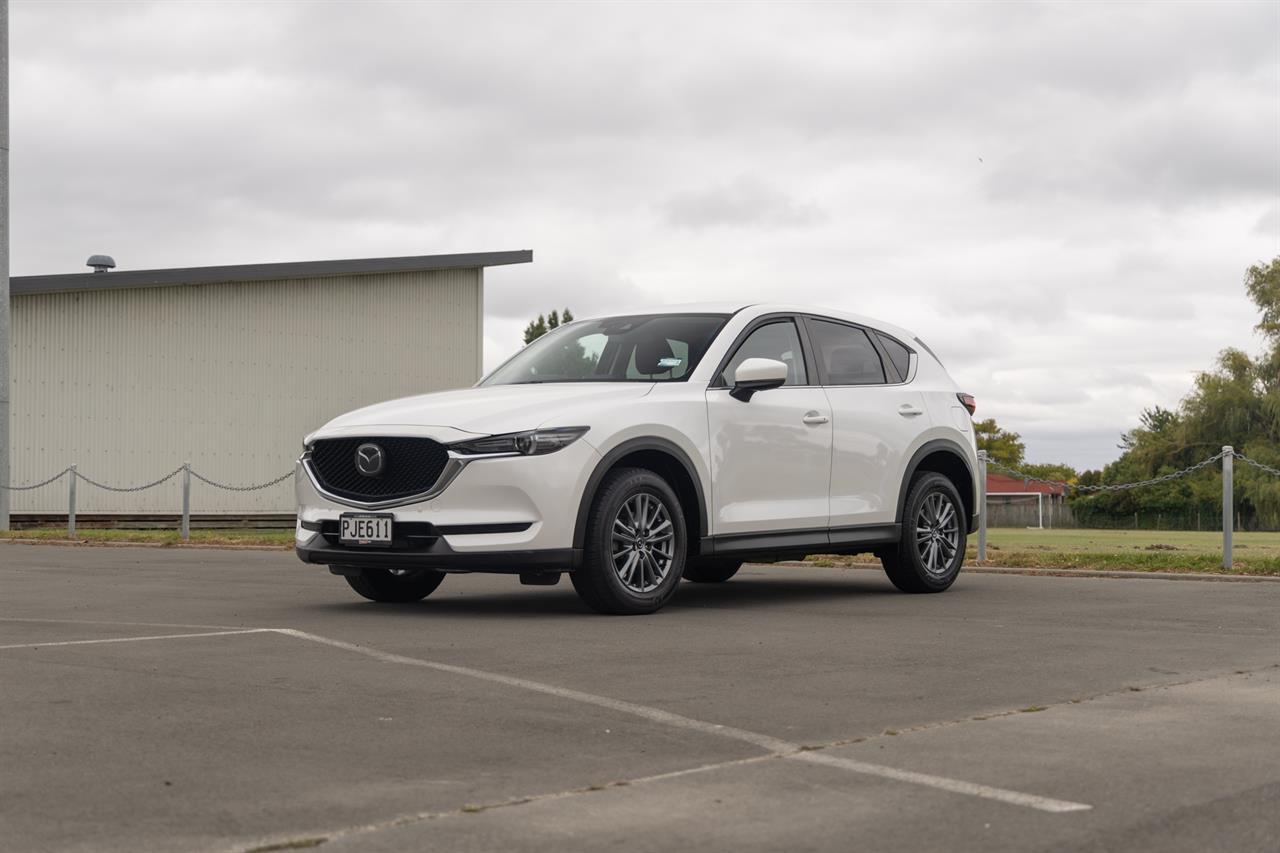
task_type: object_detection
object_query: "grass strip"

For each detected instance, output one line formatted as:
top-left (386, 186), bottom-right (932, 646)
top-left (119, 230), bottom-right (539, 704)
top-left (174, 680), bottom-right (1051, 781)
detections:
top-left (1, 527), bottom-right (293, 548)
top-left (804, 550), bottom-right (1280, 576)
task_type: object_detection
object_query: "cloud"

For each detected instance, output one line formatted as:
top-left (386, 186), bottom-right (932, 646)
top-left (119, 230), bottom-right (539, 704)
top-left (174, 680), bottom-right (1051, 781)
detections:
top-left (8, 0), bottom-right (1279, 469)
top-left (981, 88), bottom-right (1279, 208)
top-left (1257, 206), bottom-right (1280, 238)
top-left (660, 178), bottom-right (825, 229)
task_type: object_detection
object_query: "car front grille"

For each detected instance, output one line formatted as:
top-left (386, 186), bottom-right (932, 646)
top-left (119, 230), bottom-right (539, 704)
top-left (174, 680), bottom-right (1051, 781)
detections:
top-left (307, 436), bottom-right (450, 503)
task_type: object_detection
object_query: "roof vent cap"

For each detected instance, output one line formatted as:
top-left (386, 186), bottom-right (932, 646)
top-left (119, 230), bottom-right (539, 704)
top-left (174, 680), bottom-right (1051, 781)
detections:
top-left (86, 254), bottom-right (116, 273)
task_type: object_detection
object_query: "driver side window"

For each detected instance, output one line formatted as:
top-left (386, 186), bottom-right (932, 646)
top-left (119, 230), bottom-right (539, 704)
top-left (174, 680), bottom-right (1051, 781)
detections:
top-left (720, 321), bottom-right (808, 386)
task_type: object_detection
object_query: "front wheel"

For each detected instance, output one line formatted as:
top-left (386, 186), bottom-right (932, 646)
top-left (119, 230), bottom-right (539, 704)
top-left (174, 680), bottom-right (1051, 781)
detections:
top-left (881, 472), bottom-right (965, 593)
top-left (571, 467), bottom-right (687, 614)
top-left (344, 567), bottom-right (445, 603)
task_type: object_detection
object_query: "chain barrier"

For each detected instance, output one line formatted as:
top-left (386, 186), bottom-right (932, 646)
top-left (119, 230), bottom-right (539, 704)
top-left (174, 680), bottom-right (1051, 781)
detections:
top-left (985, 450), bottom-right (1230, 494)
top-left (0, 467), bottom-right (73, 491)
top-left (1231, 451), bottom-right (1280, 479)
top-left (188, 469), bottom-right (296, 492)
top-left (2, 466), bottom-right (294, 492)
top-left (72, 466), bottom-right (187, 493)
top-left (975, 446), bottom-right (1280, 570)
top-left (6, 447), bottom-right (1280, 558)
top-left (1, 462), bottom-right (296, 540)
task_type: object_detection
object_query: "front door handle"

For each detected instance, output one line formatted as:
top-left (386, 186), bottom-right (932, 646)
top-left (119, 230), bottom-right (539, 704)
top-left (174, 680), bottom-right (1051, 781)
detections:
top-left (898, 405), bottom-right (924, 417)
top-left (802, 411), bottom-right (830, 426)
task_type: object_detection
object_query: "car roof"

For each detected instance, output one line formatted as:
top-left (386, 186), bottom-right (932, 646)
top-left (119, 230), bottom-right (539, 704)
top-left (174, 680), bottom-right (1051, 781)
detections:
top-left (577, 302), bottom-right (920, 346)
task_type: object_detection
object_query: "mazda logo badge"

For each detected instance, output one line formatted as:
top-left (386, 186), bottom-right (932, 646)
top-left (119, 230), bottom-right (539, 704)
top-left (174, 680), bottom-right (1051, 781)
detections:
top-left (355, 443), bottom-right (386, 478)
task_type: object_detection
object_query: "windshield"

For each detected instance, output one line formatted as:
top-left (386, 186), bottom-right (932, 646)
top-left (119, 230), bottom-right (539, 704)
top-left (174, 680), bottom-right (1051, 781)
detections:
top-left (481, 314), bottom-right (730, 385)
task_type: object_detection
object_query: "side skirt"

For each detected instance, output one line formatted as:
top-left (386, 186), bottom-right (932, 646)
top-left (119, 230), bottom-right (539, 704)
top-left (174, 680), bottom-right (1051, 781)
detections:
top-left (705, 523), bottom-right (900, 562)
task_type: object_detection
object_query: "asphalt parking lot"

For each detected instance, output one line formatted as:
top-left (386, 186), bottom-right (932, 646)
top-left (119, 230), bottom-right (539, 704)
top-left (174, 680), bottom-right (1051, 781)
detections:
top-left (2, 544), bottom-right (1278, 853)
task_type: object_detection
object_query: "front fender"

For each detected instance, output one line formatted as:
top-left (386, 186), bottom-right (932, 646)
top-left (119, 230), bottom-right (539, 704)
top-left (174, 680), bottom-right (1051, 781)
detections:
top-left (571, 434), bottom-right (711, 552)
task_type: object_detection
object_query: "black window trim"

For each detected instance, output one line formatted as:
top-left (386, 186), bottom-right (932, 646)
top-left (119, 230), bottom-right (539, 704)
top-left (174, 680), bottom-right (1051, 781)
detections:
top-left (708, 313), bottom-right (820, 390)
top-left (872, 329), bottom-right (917, 384)
top-left (798, 315), bottom-right (917, 388)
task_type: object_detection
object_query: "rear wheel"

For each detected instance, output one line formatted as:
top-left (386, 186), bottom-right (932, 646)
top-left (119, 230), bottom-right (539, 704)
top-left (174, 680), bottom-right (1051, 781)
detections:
top-left (682, 558), bottom-right (742, 583)
top-left (571, 467), bottom-right (687, 614)
top-left (344, 567), bottom-right (445, 603)
top-left (881, 472), bottom-right (965, 593)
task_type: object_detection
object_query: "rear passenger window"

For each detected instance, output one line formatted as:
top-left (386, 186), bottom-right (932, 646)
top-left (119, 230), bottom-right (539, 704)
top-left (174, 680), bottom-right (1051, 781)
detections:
top-left (876, 333), bottom-right (912, 381)
top-left (808, 320), bottom-right (886, 385)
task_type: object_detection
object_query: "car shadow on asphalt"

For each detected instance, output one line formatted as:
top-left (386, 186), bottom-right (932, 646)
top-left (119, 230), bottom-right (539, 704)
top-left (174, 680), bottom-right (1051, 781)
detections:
top-left (304, 573), bottom-right (902, 619)
top-left (670, 575), bottom-right (901, 609)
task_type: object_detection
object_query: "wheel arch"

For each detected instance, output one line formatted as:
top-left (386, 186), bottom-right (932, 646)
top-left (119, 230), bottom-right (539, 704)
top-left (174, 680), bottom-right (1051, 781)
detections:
top-left (573, 437), bottom-right (709, 555)
top-left (896, 439), bottom-right (977, 533)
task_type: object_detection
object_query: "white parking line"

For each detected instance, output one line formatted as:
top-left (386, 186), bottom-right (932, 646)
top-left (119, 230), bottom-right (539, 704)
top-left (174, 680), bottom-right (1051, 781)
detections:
top-left (0, 628), bottom-right (274, 650)
top-left (276, 628), bottom-right (1092, 814)
top-left (273, 628), bottom-right (795, 752)
top-left (794, 751), bottom-right (1091, 813)
top-left (0, 621), bottom-right (1092, 813)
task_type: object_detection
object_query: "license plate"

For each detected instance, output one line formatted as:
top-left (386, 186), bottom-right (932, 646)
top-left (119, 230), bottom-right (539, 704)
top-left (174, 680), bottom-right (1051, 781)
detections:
top-left (339, 514), bottom-right (393, 547)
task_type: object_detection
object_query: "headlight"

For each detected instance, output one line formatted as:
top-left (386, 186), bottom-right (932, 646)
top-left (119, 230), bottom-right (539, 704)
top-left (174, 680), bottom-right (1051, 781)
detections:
top-left (451, 427), bottom-right (589, 457)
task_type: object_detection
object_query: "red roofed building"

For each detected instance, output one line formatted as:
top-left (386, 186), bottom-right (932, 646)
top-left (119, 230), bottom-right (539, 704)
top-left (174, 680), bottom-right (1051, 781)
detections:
top-left (985, 472), bottom-right (1067, 528)
top-left (986, 472), bottom-right (1066, 497)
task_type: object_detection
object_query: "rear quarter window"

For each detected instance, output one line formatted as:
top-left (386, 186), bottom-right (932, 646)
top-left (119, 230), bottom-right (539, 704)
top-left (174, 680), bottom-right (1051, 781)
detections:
top-left (875, 333), bottom-right (913, 380)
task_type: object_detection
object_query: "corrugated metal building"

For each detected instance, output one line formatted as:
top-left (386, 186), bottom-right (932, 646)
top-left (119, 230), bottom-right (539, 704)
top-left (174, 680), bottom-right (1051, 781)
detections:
top-left (8, 251), bottom-right (531, 517)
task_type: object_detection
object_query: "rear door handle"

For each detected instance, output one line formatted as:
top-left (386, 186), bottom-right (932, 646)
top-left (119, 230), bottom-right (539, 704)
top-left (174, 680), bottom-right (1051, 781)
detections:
top-left (802, 411), bottom-right (830, 426)
top-left (898, 405), bottom-right (924, 417)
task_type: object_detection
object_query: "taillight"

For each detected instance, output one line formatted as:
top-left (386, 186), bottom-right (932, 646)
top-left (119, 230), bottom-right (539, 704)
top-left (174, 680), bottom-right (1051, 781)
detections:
top-left (957, 393), bottom-right (976, 415)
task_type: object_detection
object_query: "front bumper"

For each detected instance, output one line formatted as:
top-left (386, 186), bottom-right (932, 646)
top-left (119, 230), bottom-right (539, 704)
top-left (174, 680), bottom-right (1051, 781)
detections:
top-left (294, 433), bottom-right (599, 572)
top-left (296, 534), bottom-right (579, 573)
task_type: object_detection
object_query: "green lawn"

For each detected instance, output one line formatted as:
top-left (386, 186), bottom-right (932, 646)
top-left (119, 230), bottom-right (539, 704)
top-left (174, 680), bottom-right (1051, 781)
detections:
top-left (807, 527), bottom-right (1280, 576)
top-left (984, 527), bottom-right (1280, 557)
top-left (970, 527), bottom-right (1280, 575)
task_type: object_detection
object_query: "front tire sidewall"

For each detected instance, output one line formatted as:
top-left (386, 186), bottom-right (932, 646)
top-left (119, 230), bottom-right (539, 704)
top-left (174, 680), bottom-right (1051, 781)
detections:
top-left (886, 473), bottom-right (966, 593)
top-left (573, 468), bottom-right (687, 614)
top-left (345, 567), bottom-right (445, 603)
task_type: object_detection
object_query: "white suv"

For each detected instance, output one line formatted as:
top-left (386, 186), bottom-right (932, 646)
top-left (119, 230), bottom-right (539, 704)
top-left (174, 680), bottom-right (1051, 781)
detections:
top-left (296, 304), bottom-right (980, 614)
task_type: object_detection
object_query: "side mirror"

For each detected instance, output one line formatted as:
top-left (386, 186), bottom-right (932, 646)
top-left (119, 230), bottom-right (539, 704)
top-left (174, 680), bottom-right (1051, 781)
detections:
top-left (731, 358), bottom-right (788, 401)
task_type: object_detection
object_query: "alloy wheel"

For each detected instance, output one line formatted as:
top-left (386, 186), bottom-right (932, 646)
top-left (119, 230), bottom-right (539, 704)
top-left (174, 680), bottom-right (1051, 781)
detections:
top-left (611, 492), bottom-right (676, 593)
top-left (915, 491), bottom-right (960, 579)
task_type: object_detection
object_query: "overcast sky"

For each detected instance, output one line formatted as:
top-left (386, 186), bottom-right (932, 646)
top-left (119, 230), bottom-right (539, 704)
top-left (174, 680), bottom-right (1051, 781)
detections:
top-left (11, 1), bottom-right (1279, 469)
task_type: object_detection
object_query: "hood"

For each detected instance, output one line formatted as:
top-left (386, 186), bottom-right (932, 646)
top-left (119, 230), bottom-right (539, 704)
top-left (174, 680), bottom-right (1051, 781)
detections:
top-left (309, 383), bottom-right (653, 441)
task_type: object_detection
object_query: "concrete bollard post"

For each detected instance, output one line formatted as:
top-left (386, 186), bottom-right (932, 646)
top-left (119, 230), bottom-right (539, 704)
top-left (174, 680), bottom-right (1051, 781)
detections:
top-left (1222, 447), bottom-right (1233, 570)
top-left (67, 465), bottom-right (76, 538)
top-left (181, 462), bottom-right (191, 541)
top-left (977, 450), bottom-right (988, 562)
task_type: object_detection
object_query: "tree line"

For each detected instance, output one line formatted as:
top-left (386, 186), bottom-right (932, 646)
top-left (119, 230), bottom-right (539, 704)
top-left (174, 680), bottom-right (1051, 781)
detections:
top-left (978, 257), bottom-right (1280, 528)
top-left (523, 308), bottom-right (574, 344)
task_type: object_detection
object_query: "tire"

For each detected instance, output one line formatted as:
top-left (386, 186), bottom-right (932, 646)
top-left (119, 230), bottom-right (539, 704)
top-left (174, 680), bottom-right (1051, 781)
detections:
top-left (344, 567), bottom-right (446, 603)
top-left (571, 467), bottom-right (687, 615)
top-left (881, 472), bottom-right (966, 593)
top-left (682, 558), bottom-right (742, 583)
